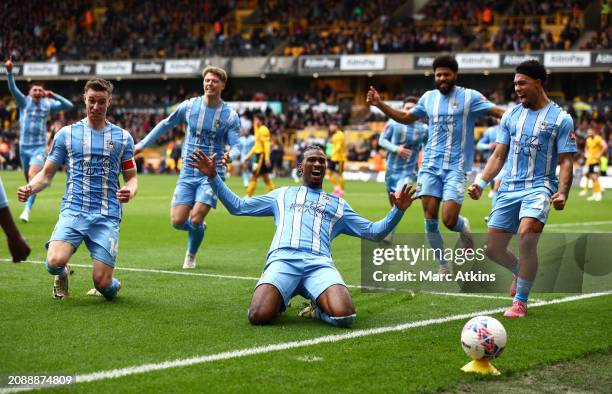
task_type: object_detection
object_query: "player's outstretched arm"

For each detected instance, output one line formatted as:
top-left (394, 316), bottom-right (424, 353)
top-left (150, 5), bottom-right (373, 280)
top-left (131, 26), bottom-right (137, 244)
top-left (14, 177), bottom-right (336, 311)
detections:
top-left (17, 160), bottom-right (59, 202)
top-left (366, 86), bottom-right (418, 124)
top-left (468, 143), bottom-right (508, 200)
top-left (136, 103), bottom-right (186, 153)
top-left (550, 153), bottom-right (573, 210)
top-left (488, 106), bottom-right (506, 119)
top-left (5, 58), bottom-right (27, 107)
top-left (340, 188), bottom-right (415, 242)
top-left (188, 150), bottom-right (275, 217)
top-left (47, 90), bottom-right (74, 112)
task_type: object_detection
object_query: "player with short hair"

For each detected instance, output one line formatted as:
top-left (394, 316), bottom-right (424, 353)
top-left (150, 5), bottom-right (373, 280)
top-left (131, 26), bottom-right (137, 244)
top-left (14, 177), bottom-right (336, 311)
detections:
top-left (134, 66), bottom-right (240, 269)
top-left (243, 113), bottom-right (274, 197)
top-left (188, 145), bottom-right (417, 327)
top-left (468, 60), bottom-right (577, 318)
top-left (367, 54), bottom-right (506, 274)
top-left (580, 128), bottom-right (607, 201)
top-left (17, 78), bottom-right (138, 300)
top-left (5, 58), bottom-right (74, 223)
top-left (328, 123), bottom-right (347, 197)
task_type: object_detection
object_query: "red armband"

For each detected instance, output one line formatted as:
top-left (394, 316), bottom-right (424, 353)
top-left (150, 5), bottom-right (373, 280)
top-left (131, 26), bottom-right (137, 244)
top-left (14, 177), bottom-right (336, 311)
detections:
top-left (121, 158), bottom-right (136, 170)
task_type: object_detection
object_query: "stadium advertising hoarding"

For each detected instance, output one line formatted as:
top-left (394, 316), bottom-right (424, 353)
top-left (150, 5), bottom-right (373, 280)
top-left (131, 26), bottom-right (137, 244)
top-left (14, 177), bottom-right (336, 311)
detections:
top-left (60, 63), bottom-right (95, 76)
top-left (413, 55), bottom-right (436, 70)
top-left (227, 101), bottom-right (282, 114)
top-left (132, 61), bottom-right (164, 75)
top-left (23, 62), bottom-right (60, 77)
top-left (164, 59), bottom-right (201, 74)
top-left (340, 55), bottom-right (386, 71)
top-left (456, 53), bottom-right (500, 69)
top-left (96, 61), bottom-right (133, 76)
top-left (544, 51), bottom-right (591, 67)
top-left (0, 64), bottom-right (22, 76)
top-left (592, 52), bottom-right (612, 67)
top-left (501, 53), bottom-right (543, 67)
top-left (299, 56), bottom-right (340, 72)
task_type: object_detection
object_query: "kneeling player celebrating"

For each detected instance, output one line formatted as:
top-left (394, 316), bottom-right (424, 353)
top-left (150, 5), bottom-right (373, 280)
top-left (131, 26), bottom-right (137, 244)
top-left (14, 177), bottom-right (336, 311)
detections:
top-left (189, 146), bottom-right (417, 327)
top-left (18, 78), bottom-right (137, 300)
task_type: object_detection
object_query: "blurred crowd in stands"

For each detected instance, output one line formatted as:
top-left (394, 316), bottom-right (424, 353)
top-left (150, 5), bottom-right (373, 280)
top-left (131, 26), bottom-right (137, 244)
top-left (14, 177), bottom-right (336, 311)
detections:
top-left (1, 85), bottom-right (611, 173)
top-left (1, 0), bottom-right (608, 61)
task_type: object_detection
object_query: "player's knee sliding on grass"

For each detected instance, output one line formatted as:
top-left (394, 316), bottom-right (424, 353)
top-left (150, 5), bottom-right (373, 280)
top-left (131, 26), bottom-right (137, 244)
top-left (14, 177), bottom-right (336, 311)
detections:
top-left (18, 78), bottom-right (137, 301)
top-left (189, 145), bottom-right (417, 327)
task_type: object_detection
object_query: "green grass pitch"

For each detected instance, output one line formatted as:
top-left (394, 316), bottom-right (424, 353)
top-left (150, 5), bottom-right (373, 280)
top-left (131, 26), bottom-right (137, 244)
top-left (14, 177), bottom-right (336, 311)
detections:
top-left (0, 170), bottom-right (610, 393)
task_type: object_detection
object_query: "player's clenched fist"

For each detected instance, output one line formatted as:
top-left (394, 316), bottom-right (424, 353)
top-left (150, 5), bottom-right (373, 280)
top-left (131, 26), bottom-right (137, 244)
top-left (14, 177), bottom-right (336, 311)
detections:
top-left (366, 86), bottom-right (381, 106)
top-left (467, 183), bottom-right (483, 200)
top-left (17, 184), bottom-right (32, 202)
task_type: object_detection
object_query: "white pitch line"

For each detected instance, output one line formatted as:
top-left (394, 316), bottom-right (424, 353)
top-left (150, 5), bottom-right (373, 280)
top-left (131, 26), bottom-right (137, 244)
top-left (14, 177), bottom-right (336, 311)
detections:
top-left (546, 220), bottom-right (612, 228)
top-left (2, 259), bottom-right (260, 281)
top-left (1, 291), bottom-right (609, 393)
top-left (4, 259), bottom-right (525, 301)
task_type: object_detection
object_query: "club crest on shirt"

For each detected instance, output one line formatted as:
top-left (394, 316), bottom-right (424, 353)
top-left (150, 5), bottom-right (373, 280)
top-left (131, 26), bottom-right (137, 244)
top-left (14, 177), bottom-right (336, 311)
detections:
top-left (107, 140), bottom-right (116, 150)
top-left (538, 122), bottom-right (550, 132)
top-left (215, 119), bottom-right (222, 129)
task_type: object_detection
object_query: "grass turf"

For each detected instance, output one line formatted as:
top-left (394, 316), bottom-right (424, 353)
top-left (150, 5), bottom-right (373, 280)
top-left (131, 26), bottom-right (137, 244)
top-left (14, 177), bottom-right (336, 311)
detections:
top-left (0, 170), bottom-right (610, 392)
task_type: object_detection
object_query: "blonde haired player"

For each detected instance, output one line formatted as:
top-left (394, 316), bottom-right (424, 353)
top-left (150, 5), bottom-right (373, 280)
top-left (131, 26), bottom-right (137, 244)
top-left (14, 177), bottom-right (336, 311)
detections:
top-left (243, 113), bottom-right (274, 197)
top-left (328, 123), bottom-right (347, 197)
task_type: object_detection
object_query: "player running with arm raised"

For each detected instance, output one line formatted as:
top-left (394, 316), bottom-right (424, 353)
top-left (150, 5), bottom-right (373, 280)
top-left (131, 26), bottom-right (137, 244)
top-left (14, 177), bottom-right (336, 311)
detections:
top-left (5, 58), bottom-right (73, 222)
top-left (368, 55), bottom-right (506, 274)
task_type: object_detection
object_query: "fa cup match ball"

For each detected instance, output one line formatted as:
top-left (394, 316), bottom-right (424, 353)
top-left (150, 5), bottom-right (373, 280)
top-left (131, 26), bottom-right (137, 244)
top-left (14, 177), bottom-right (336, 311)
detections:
top-left (461, 316), bottom-right (507, 360)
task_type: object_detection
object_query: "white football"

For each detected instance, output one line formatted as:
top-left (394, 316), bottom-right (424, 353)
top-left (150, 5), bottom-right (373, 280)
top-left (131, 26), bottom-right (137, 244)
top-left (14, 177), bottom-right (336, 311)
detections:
top-left (461, 316), bottom-right (507, 360)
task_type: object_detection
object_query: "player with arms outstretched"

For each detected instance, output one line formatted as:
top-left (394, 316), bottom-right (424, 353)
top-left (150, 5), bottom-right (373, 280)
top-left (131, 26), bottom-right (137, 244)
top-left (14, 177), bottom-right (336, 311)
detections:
top-left (18, 78), bottom-right (137, 300)
top-left (188, 146), bottom-right (417, 327)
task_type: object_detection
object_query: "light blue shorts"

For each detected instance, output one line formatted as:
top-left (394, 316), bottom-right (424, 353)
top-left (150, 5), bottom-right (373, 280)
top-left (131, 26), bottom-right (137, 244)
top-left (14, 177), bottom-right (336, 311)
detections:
top-left (171, 174), bottom-right (224, 208)
top-left (20, 144), bottom-right (46, 172)
top-left (416, 167), bottom-right (466, 203)
top-left (0, 177), bottom-right (8, 209)
top-left (385, 172), bottom-right (416, 193)
top-left (487, 187), bottom-right (551, 234)
top-left (46, 210), bottom-right (120, 266)
top-left (256, 251), bottom-right (346, 311)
